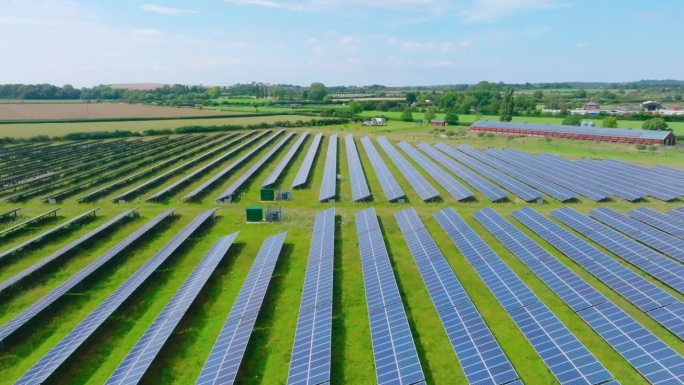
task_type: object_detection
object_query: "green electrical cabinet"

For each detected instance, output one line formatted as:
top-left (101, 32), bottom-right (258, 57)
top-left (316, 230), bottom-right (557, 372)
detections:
top-left (246, 206), bottom-right (264, 222)
top-left (260, 188), bottom-right (276, 201)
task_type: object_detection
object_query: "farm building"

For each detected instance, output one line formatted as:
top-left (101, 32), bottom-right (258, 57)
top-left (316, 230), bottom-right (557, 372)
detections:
top-left (430, 119), bottom-right (448, 126)
top-left (469, 120), bottom-right (676, 145)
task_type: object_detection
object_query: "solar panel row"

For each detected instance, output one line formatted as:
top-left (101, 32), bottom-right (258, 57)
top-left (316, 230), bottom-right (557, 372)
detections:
top-left (16, 208), bottom-right (218, 385)
top-left (577, 159), bottom-right (676, 201)
top-left (146, 131), bottom-right (256, 201)
top-left (360, 136), bottom-right (405, 202)
top-left (319, 135), bottom-right (338, 202)
top-left (551, 207), bottom-right (684, 295)
top-left (356, 208), bottom-right (424, 385)
top-left (292, 133), bottom-right (323, 189)
top-left (216, 132), bottom-right (296, 202)
top-left (629, 208), bottom-right (684, 240)
top-left (105, 232), bottom-right (239, 385)
top-left (455, 145), bottom-right (576, 202)
top-left (183, 130), bottom-right (281, 201)
top-left (590, 208), bottom-right (684, 264)
top-left (0, 207), bottom-right (60, 239)
top-left (0, 209), bottom-right (175, 343)
top-left (344, 135), bottom-right (372, 202)
top-left (288, 208), bottom-right (335, 385)
top-left (474, 208), bottom-right (684, 385)
top-left (395, 208), bottom-right (520, 385)
top-left (377, 137), bottom-right (439, 201)
top-left (0, 209), bottom-right (75, 261)
top-left (0, 208), bottom-right (135, 295)
top-left (434, 208), bottom-right (614, 385)
top-left (432, 143), bottom-right (542, 202)
top-left (197, 232), bottom-right (286, 385)
top-left (416, 143), bottom-right (507, 202)
top-left (512, 207), bottom-right (684, 340)
top-left (603, 159), bottom-right (684, 199)
top-left (398, 142), bottom-right (474, 201)
top-left (668, 207), bottom-right (684, 221)
top-left (262, 131), bottom-right (310, 188)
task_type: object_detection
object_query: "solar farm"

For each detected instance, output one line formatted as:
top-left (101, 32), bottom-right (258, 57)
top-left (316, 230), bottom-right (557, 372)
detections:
top-left (1, 127), bottom-right (684, 385)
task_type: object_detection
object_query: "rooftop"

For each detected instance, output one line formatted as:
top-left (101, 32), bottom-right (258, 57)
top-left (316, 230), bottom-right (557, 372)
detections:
top-left (471, 120), bottom-right (673, 141)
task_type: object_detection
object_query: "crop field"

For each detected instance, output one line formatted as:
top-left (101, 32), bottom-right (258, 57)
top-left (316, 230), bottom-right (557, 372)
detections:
top-left (0, 103), bottom-right (237, 121)
top-left (0, 124), bottom-right (683, 385)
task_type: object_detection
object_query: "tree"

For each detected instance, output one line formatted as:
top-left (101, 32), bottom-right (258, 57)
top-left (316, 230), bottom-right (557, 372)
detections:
top-left (499, 88), bottom-right (514, 122)
top-left (424, 108), bottom-right (436, 122)
top-left (533, 90), bottom-right (544, 101)
top-left (400, 107), bottom-right (414, 122)
top-left (602, 116), bottom-right (618, 128)
top-left (642, 117), bottom-right (670, 131)
top-left (562, 115), bottom-right (583, 126)
top-left (308, 82), bottom-right (328, 101)
top-left (271, 86), bottom-right (286, 100)
top-left (405, 92), bottom-right (417, 105)
top-left (348, 100), bottom-right (362, 115)
top-left (207, 86), bottom-right (221, 99)
top-left (444, 110), bottom-right (459, 125)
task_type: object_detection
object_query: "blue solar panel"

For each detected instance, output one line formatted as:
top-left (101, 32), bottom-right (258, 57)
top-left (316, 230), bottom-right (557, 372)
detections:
top-left (356, 208), bottom-right (425, 385)
top-left (397, 142), bottom-right (474, 201)
top-left (474, 208), bottom-right (684, 385)
top-left (292, 133), bottom-right (323, 189)
top-left (216, 132), bottom-right (295, 202)
top-left (319, 135), bottom-right (338, 202)
top-left (262, 131), bottom-right (309, 188)
top-left (377, 137), bottom-right (439, 201)
top-left (668, 207), bottom-right (684, 221)
top-left (197, 232), bottom-right (286, 385)
top-left (287, 208), bottom-right (334, 385)
top-left (552, 207), bottom-right (684, 294)
top-left (0, 209), bottom-right (174, 344)
top-left (16, 209), bottom-right (218, 385)
top-left (577, 159), bottom-right (674, 201)
top-left (360, 136), bottom-right (405, 202)
top-left (434, 208), bottom-right (614, 385)
top-left (512, 207), bottom-right (684, 340)
top-left (105, 232), bottom-right (238, 385)
top-left (433, 143), bottom-right (542, 202)
top-left (456, 145), bottom-right (575, 202)
top-left (629, 208), bottom-right (684, 240)
top-left (345, 135), bottom-right (371, 202)
top-left (590, 207), bottom-right (684, 264)
top-left (600, 159), bottom-right (683, 200)
top-left (0, 209), bottom-right (136, 295)
top-left (394, 208), bottom-right (520, 385)
top-left (416, 143), bottom-right (506, 202)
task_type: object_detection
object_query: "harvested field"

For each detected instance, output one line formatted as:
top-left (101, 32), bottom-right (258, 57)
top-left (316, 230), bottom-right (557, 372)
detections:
top-left (0, 103), bottom-right (237, 121)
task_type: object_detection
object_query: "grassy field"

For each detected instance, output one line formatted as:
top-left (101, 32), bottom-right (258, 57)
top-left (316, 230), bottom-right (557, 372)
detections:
top-left (0, 122), bottom-right (683, 385)
top-left (0, 103), bottom-right (235, 121)
top-left (0, 115), bottom-right (318, 138)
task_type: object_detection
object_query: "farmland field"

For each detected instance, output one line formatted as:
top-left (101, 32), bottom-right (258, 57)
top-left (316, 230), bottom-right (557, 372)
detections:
top-left (0, 123), bottom-right (683, 385)
top-left (0, 103), bottom-right (237, 121)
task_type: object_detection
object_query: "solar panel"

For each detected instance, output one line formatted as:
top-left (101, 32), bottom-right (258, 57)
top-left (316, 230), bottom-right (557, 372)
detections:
top-left (433, 143), bottom-right (542, 202)
top-left (551, 207), bottom-right (684, 294)
top-left (512, 207), bottom-right (684, 340)
top-left (287, 208), bottom-right (334, 385)
top-left (455, 145), bottom-right (575, 202)
top-left (0, 209), bottom-right (136, 295)
top-left (629, 208), bottom-right (684, 240)
top-left (590, 207), bottom-right (684, 263)
top-left (344, 135), bottom-right (371, 201)
top-left (394, 208), bottom-right (520, 385)
top-left (0, 207), bottom-right (60, 239)
top-left (184, 130), bottom-right (282, 201)
top-left (474, 208), bottom-right (684, 385)
top-left (434, 208), bottom-right (614, 385)
top-left (16, 209), bottom-right (217, 385)
top-left (603, 159), bottom-right (684, 198)
top-left (577, 159), bottom-right (675, 201)
top-left (377, 137), bottom-right (439, 201)
top-left (105, 232), bottom-right (239, 385)
top-left (356, 208), bottom-right (424, 385)
top-left (146, 132), bottom-right (256, 201)
top-left (398, 142), bottom-right (474, 201)
top-left (0, 209), bottom-right (175, 343)
top-left (292, 133), bottom-right (323, 189)
top-left (197, 232), bottom-right (286, 385)
top-left (217, 132), bottom-right (295, 202)
top-left (360, 136), bottom-right (405, 202)
top-left (668, 207), bottom-right (684, 221)
top-left (415, 142), bottom-right (507, 201)
top-left (319, 134), bottom-right (338, 202)
top-left (262, 131), bottom-right (309, 187)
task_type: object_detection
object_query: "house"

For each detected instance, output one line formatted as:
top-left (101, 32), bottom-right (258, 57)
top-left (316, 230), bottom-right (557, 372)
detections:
top-left (430, 120), bottom-right (448, 127)
top-left (584, 101), bottom-right (599, 110)
top-left (362, 117), bottom-right (387, 126)
top-left (642, 101), bottom-right (662, 111)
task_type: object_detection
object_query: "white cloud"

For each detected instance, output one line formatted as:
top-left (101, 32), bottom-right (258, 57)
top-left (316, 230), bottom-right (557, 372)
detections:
top-left (386, 37), bottom-right (472, 53)
top-left (140, 4), bottom-right (199, 15)
top-left (224, 0), bottom-right (308, 11)
top-left (339, 36), bottom-right (357, 45)
top-left (224, 0), bottom-right (448, 13)
top-left (576, 42), bottom-right (589, 48)
top-left (459, 0), bottom-right (570, 22)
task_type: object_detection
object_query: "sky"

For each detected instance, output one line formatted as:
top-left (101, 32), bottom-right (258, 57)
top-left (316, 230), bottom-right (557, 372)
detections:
top-left (0, 0), bottom-right (682, 87)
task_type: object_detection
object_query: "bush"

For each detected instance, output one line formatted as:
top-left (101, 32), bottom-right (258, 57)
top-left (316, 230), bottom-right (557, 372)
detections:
top-left (635, 144), bottom-right (647, 151)
top-left (561, 115), bottom-right (583, 126)
top-left (642, 117), bottom-right (670, 131)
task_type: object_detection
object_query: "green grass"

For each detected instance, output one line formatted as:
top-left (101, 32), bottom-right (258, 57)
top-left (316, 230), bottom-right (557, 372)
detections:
top-left (0, 123), bottom-right (683, 385)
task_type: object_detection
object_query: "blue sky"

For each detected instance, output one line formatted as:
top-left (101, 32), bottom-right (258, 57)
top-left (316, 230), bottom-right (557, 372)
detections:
top-left (0, 0), bottom-right (681, 86)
